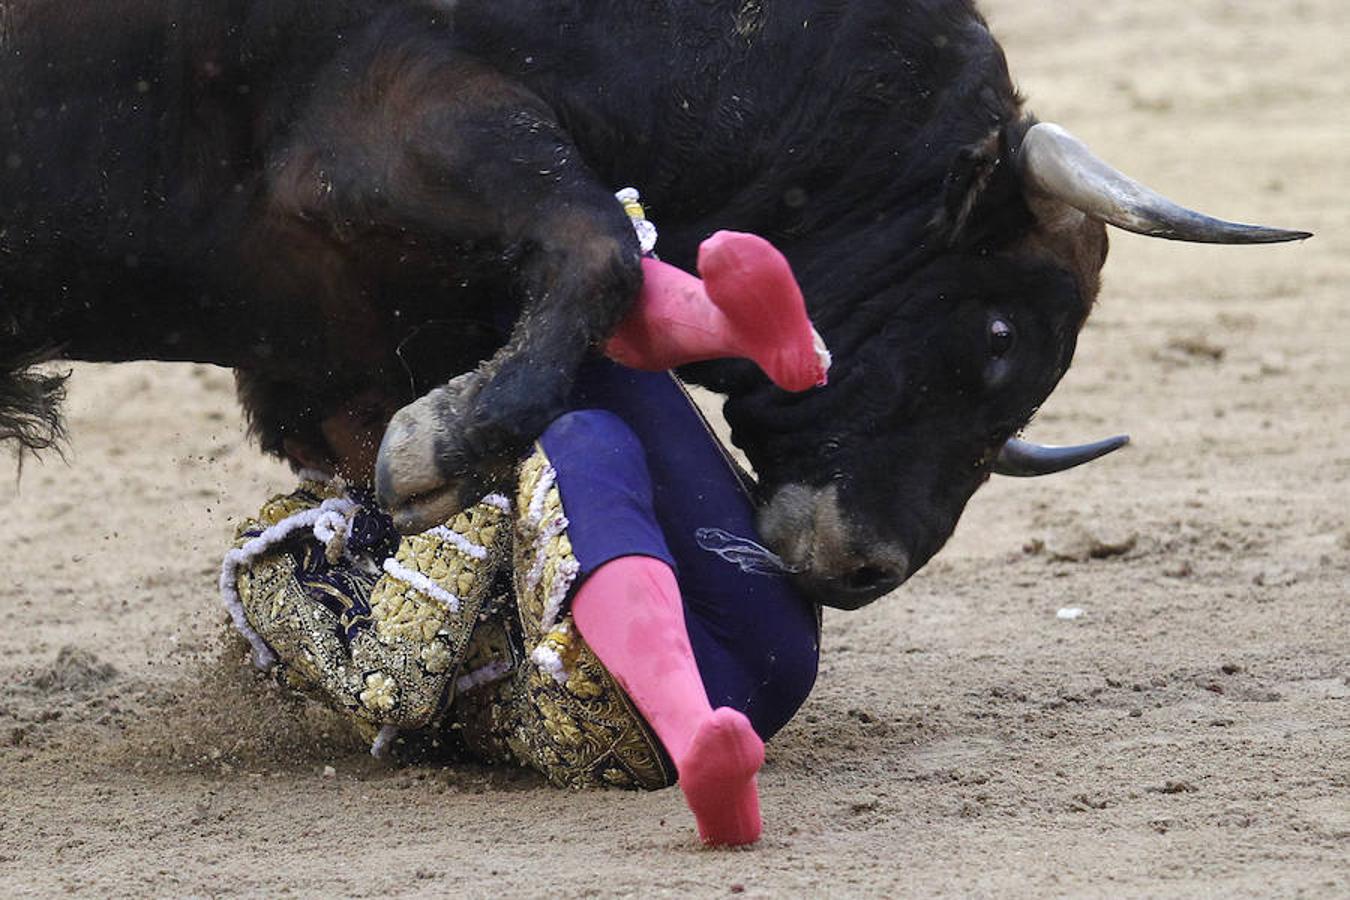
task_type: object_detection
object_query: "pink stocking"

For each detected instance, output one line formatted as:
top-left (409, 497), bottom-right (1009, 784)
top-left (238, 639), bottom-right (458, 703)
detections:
top-left (604, 231), bottom-right (829, 392)
top-left (571, 556), bottom-right (764, 846)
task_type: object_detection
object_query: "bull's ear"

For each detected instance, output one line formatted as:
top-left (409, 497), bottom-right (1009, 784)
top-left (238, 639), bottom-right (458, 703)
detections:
top-left (936, 129), bottom-right (1027, 248)
top-left (936, 130), bottom-right (1003, 244)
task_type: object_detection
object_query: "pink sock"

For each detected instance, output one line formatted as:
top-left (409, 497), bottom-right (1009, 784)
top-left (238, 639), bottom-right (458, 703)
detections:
top-left (571, 556), bottom-right (764, 846)
top-left (679, 707), bottom-right (765, 846)
top-left (604, 232), bottom-right (828, 392)
top-left (698, 231), bottom-right (829, 392)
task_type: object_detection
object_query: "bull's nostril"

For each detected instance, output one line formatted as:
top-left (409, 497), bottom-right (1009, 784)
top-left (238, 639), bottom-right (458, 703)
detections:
top-left (845, 565), bottom-right (897, 593)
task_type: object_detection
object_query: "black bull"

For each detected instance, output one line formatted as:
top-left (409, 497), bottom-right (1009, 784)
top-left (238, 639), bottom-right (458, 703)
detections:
top-left (0, 1), bottom-right (1307, 608)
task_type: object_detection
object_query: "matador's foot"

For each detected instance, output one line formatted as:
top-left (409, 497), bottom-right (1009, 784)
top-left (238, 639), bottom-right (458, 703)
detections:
top-left (698, 231), bottom-right (830, 392)
top-left (678, 707), bottom-right (765, 847)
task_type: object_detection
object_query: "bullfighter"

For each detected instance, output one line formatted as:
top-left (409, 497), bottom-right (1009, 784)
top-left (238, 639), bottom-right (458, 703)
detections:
top-left (224, 211), bottom-right (827, 846)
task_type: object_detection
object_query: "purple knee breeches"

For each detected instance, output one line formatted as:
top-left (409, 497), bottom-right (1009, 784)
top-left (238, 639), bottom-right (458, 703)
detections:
top-left (539, 359), bottom-right (820, 740)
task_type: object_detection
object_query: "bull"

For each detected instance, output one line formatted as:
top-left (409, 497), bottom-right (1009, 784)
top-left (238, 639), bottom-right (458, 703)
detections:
top-left (0, 1), bottom-right (1306, 609)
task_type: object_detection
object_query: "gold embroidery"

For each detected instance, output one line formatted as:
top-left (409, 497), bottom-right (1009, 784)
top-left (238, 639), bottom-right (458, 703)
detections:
top-left (251, 479), bottom-right (343, 528)
top-left (369, 584), bottom-right (448, 643)
top-left (233, 487), bottom-right (510, 730)
top-left (232, 459), bottom-right (673, 791)
top-left (491, 445), bottom-right (673, 790)
top-left (360, 671), bottom-right (398, 711)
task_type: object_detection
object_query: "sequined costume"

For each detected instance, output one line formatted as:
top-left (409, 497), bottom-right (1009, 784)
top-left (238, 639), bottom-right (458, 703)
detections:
top-left (229, 471), bottom-right (674, 790)
top-left (228, 359), bottom-right (819, 793)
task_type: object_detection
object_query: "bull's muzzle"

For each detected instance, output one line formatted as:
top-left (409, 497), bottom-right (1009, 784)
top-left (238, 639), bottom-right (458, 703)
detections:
top-left (756, 483), bottom-right (909, 609)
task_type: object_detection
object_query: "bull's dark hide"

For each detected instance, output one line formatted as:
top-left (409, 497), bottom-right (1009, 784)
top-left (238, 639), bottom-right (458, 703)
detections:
top-left (0, 2), bottom-right (1293, 606)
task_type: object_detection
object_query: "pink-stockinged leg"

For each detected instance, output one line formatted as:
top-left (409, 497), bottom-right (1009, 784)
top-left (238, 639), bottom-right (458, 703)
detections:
top-left (604, 231), bottom-right (830, 392)
top-left (570, 556), bottom-right (764, 846)
top-left (580, 230), bottom-right (815, 845)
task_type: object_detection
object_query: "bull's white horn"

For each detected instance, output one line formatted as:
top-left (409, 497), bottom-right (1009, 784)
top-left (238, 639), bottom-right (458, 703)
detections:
top-left (1016, 123), bottom-right (1311, 244)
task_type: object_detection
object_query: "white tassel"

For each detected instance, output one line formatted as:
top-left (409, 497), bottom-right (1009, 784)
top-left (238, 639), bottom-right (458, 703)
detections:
top-left (615, 187), bottom-right (658, 254)
top-left (530, 643), bottom-right (569, 685)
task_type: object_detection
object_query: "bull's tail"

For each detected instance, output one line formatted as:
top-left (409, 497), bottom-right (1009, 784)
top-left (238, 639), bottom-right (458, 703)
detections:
top-left (0, 348), bottom-right (68, 453)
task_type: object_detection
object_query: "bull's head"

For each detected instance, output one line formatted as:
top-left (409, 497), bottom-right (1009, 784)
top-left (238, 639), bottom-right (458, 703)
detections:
top-left (743, 121), bottom-right (1308, 609)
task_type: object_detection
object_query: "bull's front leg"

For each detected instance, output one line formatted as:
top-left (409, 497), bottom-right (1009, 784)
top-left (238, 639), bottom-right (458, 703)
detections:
top-left (377, 201), bottom-right (641, 530)
top-left (279, 34), bottom-right (642, 530)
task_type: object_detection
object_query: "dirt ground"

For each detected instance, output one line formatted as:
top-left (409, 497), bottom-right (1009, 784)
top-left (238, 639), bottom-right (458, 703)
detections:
top-left (1, 1), bottom-right (1345, 896)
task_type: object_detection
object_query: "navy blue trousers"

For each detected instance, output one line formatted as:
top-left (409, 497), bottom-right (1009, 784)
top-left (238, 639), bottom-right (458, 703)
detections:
top-left (537, 360), bottom-right (820, 740)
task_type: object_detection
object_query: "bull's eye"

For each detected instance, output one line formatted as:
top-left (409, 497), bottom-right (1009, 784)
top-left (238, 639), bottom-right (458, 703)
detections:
top-left (988, 317), bottom-right (1015, 357)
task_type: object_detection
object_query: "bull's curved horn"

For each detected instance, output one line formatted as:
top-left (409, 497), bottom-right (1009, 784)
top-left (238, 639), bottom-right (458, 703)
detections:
top-left (1016, 123), bottom-right (1311, 244)
top-left (993, 434), bottom-right (1129, 477)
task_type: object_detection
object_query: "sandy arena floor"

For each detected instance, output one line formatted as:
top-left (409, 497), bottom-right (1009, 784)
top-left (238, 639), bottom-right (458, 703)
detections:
top-left (1, 1), bottom-right (1346, 896)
